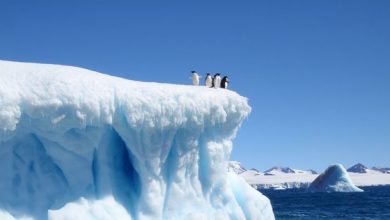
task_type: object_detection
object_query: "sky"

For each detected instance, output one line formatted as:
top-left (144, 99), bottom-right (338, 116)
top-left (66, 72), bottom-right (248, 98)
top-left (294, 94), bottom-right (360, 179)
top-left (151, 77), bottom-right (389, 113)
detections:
top-left (1, 0), bottom-right (389, 172)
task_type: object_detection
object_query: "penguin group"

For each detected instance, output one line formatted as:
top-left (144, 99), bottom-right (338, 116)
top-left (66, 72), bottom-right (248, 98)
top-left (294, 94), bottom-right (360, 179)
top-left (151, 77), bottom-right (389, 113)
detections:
top-left (191, 71), bottom-right (229, 89)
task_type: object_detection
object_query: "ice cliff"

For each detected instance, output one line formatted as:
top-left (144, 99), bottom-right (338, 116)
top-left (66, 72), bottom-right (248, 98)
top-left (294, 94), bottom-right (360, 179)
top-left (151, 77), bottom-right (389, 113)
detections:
top-left (0, 60), bottom-right (274, 220)
top-left (308, 164), bottom-right (363, 193)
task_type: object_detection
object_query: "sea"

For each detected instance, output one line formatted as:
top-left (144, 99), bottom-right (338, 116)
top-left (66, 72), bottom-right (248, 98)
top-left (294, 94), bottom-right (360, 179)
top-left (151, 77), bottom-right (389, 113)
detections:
top-left (261, 185), bottom-right (390, 220)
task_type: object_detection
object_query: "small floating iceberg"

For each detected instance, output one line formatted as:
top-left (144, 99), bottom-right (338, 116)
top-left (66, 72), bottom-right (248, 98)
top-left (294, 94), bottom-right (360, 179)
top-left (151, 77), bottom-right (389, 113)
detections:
top-left (308, 164), bottom-right (363, 192)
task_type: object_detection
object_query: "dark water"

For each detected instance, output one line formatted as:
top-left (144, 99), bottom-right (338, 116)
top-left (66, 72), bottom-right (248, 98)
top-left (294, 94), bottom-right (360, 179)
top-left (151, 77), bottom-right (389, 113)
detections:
top-left (261, 186), bottom-right (390, 220)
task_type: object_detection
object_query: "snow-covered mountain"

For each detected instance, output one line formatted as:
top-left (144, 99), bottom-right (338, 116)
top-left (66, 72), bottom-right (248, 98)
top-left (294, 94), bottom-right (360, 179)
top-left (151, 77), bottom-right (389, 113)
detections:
top-left (0, 60), bottom-right (274, 220)
top-left (308, 164), bottom-right (363, 192)
top-left (347, 163), bottom-right (369, 173)
top-left (264, 166), bottom-right (295, 175)
top-left (264, 166), bottom-right (317, 175)
top-left (230, 162), bottom-right (390, 190)
top-left (227, 161), bottom-right (247, 174)
top-left (372, 167), bottom-right (390, 174)
top-left (347, 163), bottom-right (390, 174)
top-left (307, 169), bottom-right (318, 174)
top-left (227, 163), bottom-right (318, 190)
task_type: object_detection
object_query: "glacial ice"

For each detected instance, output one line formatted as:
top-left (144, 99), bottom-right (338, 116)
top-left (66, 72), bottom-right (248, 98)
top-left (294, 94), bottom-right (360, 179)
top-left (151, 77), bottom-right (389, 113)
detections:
top-left (308, 164), bottom-right (363, 192)
top-left (0, 60), bottom-right (274, 220)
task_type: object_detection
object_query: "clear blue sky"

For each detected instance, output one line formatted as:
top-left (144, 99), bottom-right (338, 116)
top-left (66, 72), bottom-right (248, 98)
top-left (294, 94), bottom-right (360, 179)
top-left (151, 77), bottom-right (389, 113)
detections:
top-left (1, 0), bottom-right (389, 172)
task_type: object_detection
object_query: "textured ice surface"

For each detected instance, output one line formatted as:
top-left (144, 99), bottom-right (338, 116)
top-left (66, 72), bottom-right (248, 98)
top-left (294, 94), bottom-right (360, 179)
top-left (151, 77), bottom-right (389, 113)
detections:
top-left (308, 164), bottom-right (363, 192)
top-left (0, 60), bottom-right (274, 220)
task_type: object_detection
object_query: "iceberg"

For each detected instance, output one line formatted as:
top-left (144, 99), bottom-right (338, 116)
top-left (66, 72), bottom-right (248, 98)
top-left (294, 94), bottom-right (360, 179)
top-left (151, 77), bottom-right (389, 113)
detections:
top-left (308, 164), bottom-right (363, 192)
top-left (0, 60), bottom-right (274, 220)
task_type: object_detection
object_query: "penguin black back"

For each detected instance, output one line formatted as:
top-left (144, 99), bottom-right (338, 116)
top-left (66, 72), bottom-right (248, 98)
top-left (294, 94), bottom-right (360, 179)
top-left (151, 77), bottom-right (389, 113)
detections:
top-left (221, 76), bottom-right (229, 89)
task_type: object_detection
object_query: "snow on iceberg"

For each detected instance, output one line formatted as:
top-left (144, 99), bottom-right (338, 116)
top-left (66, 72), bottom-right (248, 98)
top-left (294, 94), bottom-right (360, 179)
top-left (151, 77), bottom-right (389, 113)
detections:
top-left (0, 60), bottom-right (274, 220)
top-left (308, 164), bottom-right (363, 193)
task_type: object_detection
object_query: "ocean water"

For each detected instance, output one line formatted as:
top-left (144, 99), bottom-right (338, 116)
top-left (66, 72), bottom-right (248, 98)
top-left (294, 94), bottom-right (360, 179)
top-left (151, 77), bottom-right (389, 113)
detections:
top-left (261, 186), bottom-right (390, 220)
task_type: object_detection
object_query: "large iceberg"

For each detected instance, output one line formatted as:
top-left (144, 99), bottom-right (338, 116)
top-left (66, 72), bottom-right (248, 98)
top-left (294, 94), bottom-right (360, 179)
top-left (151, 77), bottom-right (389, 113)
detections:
top-left (0, 60), bottom-right (274, 220)
top-left (308, 164), bottom-right (363, 192)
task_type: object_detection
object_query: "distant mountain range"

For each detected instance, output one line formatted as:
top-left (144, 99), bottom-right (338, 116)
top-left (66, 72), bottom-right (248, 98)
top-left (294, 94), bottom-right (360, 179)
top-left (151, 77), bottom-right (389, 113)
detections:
top-left (228, 162), bottom-right (390, 175)
top-left (372, 167), bottom-right (390, 174)
top-left (264, 166), bottom-right (318, 175)
top-left (227, 161), bottom-right (247, 174)
top-left (228, 161), bottom-right (318, 175)
top-left (347, 163), bottom-right (369, 173)
top-left (347, 163), bottom-right (390, 174)
top-left (228, 162), bottom-right (390, 190)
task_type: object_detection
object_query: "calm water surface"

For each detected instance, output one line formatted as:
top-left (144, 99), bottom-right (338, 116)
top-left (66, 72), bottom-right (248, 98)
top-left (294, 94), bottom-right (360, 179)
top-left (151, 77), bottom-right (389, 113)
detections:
top-left (261, 186), bottom-right (390, 220)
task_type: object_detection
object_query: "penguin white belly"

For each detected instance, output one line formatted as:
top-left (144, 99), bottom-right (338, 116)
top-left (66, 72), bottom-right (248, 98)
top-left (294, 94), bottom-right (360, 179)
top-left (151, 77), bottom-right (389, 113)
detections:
top-left (205, 78), bottom-right (212, 87)
top-left (215, 77), bottom-right (221, 88)
top-left (192, 76), bottom-right (199, 86)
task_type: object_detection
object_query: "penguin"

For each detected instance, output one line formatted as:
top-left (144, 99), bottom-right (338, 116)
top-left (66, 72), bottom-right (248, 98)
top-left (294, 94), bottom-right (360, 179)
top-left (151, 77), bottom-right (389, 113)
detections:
top-left (191, 71), bottom-right (200, 86)
top-left (205, 73), bottom-right (213, 87)
top-left (213, 73), bottom-right (221, 88)
top-left (221, 76), bottom-right (229, 89)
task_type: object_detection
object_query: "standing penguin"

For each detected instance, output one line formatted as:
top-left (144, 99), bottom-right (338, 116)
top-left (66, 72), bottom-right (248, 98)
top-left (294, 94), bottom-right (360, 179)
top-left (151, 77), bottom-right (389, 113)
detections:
top-left (221, 76), bottom-right (229, 89)
top-left (213, 73), bottom-right (221, 88)
top-left (191, 71), bottom-right (200, 86)
top-left (205, 73), bottom-right (213, 87)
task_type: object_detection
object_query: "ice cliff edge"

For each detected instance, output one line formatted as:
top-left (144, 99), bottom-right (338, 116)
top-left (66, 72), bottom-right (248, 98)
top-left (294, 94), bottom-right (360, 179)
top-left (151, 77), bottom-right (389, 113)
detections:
top-left (0, 60), bottom-right (274, 220)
